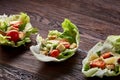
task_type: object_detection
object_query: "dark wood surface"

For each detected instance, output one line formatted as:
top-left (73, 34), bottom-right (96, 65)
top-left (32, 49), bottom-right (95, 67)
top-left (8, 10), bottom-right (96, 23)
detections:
top-left (0, 0), bottom-right (120, 80)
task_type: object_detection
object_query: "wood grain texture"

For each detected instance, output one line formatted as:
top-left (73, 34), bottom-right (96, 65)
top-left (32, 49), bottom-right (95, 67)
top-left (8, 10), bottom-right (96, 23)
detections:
top-left (0, 64), bottom-right (43, 80)
top-left (0, 0), bottom-right (120, 80)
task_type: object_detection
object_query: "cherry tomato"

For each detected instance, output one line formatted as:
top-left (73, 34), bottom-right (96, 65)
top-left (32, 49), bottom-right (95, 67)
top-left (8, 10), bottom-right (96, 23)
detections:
top-left (100, 52), bottom-right (112, 59)
top-left (90, 60), bottom-right (105, 69)
top-left (61, 42), bottom-right (70, 49)
top-left (6, 30), bottom-right (19, 42)
top-left (50, 49), bottom-right (60, 57)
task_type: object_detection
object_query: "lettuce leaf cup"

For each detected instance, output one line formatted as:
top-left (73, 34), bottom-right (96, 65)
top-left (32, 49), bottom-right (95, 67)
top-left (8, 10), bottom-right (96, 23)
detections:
top-left (0, 12), bottom-right (37, 47)
top-left (82, 35), bottom-right (120, 78)
top-left (30, 19), bottom-right (80, 62)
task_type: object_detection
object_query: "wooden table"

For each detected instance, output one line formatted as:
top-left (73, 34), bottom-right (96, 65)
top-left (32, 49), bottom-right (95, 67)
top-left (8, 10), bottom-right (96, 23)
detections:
top-left (0, 0), bottom-right (120, 80)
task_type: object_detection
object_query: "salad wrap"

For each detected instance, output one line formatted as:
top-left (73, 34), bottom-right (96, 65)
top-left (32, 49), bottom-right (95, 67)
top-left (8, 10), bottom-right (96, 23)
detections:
top-left (82, 35), bottom-right (120, 78)
top-left (30, 19), bottom-right (80, 62)
top-left (0, 12), bottom-right (37, 47)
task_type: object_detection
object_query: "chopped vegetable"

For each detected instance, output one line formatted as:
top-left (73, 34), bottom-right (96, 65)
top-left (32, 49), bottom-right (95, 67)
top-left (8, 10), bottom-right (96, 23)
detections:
top-left (96, 51), bottom-right (101, 56)
top-left (90, 58), bottom-right (105, 69)
top-left (115, 65), bottom-right (120, 73)
top-left (100, 52), bottom-right (113, 59)
top-left (50, 49), bottom-right (60, 57)
top-left (6, 30), bottom-right (19, 42)
top-left (84, 63), bottom-right (90, 71)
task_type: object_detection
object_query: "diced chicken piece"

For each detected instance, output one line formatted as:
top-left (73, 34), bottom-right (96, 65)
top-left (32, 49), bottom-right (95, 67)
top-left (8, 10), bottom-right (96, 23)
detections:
top-left (41, 40), bottom-right (46, 46)
top-left (19, 32), bottom-right (25, 39)
top-left (104, 57), bottom-right (116, 64)
top-left (42, 47), bottom-right (48, 51)
top-left (106, 64), bottom-right (115, 70)
top-left (70, 43), bottom-right (77, 49)
top-left (56, 43), bottom-right (65, 52)
top-left (89, 53), bottom-right (99, 61)
top-left (40, 50), bottom-right (48, 55)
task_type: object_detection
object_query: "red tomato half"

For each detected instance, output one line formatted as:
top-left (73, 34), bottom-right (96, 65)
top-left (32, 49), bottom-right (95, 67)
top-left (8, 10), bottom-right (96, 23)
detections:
top-left (50, 49), bottom-right (60, 57)
top-left (6, 30), bottom-right (19, 42)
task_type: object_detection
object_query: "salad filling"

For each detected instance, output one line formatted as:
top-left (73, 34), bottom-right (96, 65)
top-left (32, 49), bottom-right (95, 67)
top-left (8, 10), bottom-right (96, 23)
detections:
top-left (82, 35), bottom-right (120, 78)
top-left (0, 12), bottom-right (37, 47)
top-left (39, 30), bottom-right (77, 58)
top-left (30, 19), bottom-right (80, 62)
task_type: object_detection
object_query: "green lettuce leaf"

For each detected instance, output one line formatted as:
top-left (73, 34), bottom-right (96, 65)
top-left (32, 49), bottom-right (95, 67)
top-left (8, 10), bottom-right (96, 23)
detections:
top-left (48, 30), bottom-right (62, 37)
top-left (60, 19), bottom-right (80, 44)
top-left (57, 19), bottom-right (80, 59)
top-left (0, 34), bottom-right (15, 47)
top-left (105, 35), bottom-right (120, 54)
top-left (57, 49), bottom-right (75, 59)
top-left (19, 12), bottom-right (30, 31)
top-left (16, 37), bottom-right (31, 47)
top-left (0, 22), bottom-right (8, 31)
top-left (112, 37), bottom-right (120, 54)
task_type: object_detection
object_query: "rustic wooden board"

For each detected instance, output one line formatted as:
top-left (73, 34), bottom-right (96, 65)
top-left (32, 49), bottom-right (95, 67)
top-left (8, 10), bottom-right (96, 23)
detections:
top-left (0, 0), bottom-right (120, 80)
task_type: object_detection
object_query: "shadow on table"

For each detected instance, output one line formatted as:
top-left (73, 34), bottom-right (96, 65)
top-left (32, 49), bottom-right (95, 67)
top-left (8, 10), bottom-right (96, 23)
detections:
top-left (36, 49), bottom-right (86, 80)
top-left (0, 43), bottom-right (31, 62)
